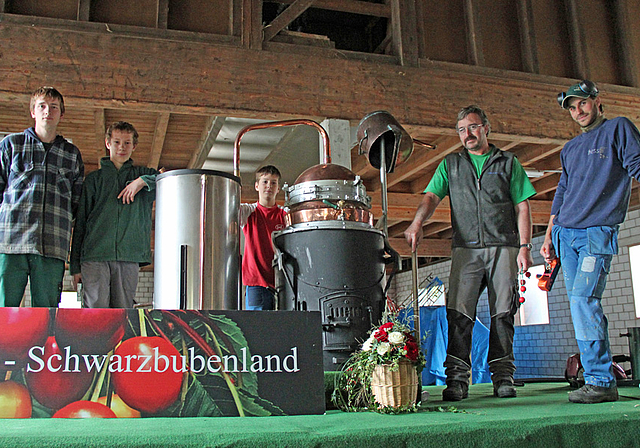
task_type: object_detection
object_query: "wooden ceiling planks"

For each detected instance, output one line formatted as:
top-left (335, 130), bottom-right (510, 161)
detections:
top-left (2, 0), bottom-right (640, 259)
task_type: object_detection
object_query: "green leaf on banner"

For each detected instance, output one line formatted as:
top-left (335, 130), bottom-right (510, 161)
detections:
top-left (178, 378), bottom-right (224, 417)
top-left (238, 390), bottom-right (286, 417)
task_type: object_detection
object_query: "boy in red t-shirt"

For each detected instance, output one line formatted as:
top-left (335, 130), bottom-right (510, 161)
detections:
top-left (240, 165), bottom-right (287, 310)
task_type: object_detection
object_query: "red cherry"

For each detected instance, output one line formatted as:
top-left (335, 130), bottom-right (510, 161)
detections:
top-left (519, 297), bottom-right (526, 304)
top-left (25, 336), bottom-right (94, 410)
top-left (520, 279), bottom-right (526, 285)
top-left (525, 272), bottom-right (531, 278)
top-left (520, 286), bottom-right (526, 292)
top-left (112, 336), bottom-right (184, 414)
top-left (52, 400), bottom-right (117, 418)
top-left (55, 308), bottom-right (126, 355)
top-left (0, 308), bottom-right (50, 368)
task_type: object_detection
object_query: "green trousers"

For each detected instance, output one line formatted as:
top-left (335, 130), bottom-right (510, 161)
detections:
top-left (0, 254), bottom-right (65, 307)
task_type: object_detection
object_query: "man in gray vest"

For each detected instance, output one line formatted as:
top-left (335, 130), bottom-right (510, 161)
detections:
top-left (405, 105), bottom-right (536, 401)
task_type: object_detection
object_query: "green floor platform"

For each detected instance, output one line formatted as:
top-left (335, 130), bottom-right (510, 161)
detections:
top-left (1, 382), bottom-right (639, 447)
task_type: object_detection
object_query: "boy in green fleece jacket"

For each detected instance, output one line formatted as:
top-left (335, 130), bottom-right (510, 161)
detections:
top-left (70, 121), bottom-right (159, 308)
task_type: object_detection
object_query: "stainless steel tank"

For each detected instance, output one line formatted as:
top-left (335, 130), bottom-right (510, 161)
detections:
top-left (153, 169), bottom-right (240, 310)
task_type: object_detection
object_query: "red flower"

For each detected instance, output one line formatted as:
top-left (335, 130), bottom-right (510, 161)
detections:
top-left (379, 322), bottom-right (394, 331)
top-left (374, 329), bottom-right (389, 342)
top-left (404, 331), bottom-right (416, 343)
top-left (404, 340), bottom-right (419, 361)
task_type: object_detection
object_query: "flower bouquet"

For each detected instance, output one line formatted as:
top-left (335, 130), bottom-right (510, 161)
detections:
top-left (332, 311), bottom-right (425, 413)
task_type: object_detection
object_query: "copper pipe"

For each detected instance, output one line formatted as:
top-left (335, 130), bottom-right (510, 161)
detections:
top-left (233, 119), bottom-right (331, 176)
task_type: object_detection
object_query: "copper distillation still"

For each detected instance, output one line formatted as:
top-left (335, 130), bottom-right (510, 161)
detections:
top-left (235, 118), bottom-right (397, 371)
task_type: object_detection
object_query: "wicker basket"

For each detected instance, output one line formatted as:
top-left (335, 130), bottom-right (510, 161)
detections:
top-left (370, 359), bottom-right (418, 408)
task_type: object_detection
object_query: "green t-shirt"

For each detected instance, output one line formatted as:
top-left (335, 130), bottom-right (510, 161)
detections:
top-left (425, 149), bottom-right (536, 204)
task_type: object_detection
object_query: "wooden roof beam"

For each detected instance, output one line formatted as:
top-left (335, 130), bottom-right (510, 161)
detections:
top-left (268, 0), bottom-right (391, 17)
top-left (531, 173), bottom-right (561, 196)
top-left (189, 116), bottom-right (226, 169)
top-left (367, 135), bottom-right (461, 193)
top-left (148, 112), bottom-right (170, 169)
top-left (514, 143), bottom-right (564, 166)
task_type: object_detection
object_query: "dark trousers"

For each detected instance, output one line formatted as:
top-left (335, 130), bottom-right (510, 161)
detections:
top-left (444, 246), bottom-right (519, 385)
top-left (0, 254), bottom-right (64, 307)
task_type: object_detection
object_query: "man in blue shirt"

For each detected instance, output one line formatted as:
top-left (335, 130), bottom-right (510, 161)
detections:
top-left (541, 80), bottom-right (640, 403)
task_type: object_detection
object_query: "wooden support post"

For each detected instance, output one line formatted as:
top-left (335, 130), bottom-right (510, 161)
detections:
top-left (77, 0), bottom-right (90, 21)
top-left (463, 0), bottom-right (485, 66)
top-left (613, 0), bottom-right (639, 87)
top-left (390, 0), bottom-right (419, 67)
top-left (563, 0), bottom-right (589, 79)
top-left (157, 0), bottom-right (169, 29)
top-left (516, 0), bottom-right (539, 74)
top-left (243, 0), bottom-right (263, 49)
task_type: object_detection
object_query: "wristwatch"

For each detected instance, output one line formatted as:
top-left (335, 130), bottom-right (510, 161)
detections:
top-left (520, 243), bottom-right (533, 250)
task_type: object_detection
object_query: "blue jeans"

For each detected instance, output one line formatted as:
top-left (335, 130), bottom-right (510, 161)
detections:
top-left (245, 286), bottom-right (275, 310)
top-left (552, 225), bottom-right (617, 387)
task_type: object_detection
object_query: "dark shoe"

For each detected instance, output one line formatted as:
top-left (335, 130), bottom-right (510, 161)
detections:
top-left (442, 381), bottom-right (468, 401)
top-left (493, 380), bottom-right (517, 398)
top-left (568, 384), bottom-right (618, 403)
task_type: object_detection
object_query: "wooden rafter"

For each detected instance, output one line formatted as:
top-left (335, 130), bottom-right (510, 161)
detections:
top-left (367, 135), bottom-right (461, 192)
top-left (148, 113), bottom-right (170, 169)
top-left (189, 116), bottom-right (226, 169)
top-left (263, 0), bottom-right (317, 42)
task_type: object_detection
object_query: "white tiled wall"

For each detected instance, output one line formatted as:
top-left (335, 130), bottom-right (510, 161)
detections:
top-left (391, 208), bottom-right (640, 380)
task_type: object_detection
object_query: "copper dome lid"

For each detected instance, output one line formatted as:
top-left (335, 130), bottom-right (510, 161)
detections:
top-left (294, 163), bottom-right (357, 184)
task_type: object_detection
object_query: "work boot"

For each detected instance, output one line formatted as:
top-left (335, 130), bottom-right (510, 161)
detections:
top-left (493, 379), bottom-right (517, 398)
top-left (442, 381), bottom-right (468, 401)
top-left (568, 384), bottom-right (618, 404)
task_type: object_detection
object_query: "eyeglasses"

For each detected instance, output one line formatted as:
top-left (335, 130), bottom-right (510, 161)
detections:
top-left (456, 123), bottom-right (484, 134)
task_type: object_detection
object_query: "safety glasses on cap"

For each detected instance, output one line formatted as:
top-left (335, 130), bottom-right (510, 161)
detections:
top-left (557, 80), bottom-right (599, 107)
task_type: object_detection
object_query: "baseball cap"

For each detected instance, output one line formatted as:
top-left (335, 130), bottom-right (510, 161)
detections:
top-left (557, 80), bottom-right (599, 109)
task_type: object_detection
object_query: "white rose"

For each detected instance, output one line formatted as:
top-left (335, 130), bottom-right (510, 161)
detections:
top-left (376, 342), bottom-right (391, 356)
top-left (362, 336), bottom-right (375, 351)
top-left (388, 331), bottom-right (405, 345)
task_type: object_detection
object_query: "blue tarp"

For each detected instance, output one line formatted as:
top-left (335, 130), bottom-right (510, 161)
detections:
top-left (401, 306), bottom-right (491, 385)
